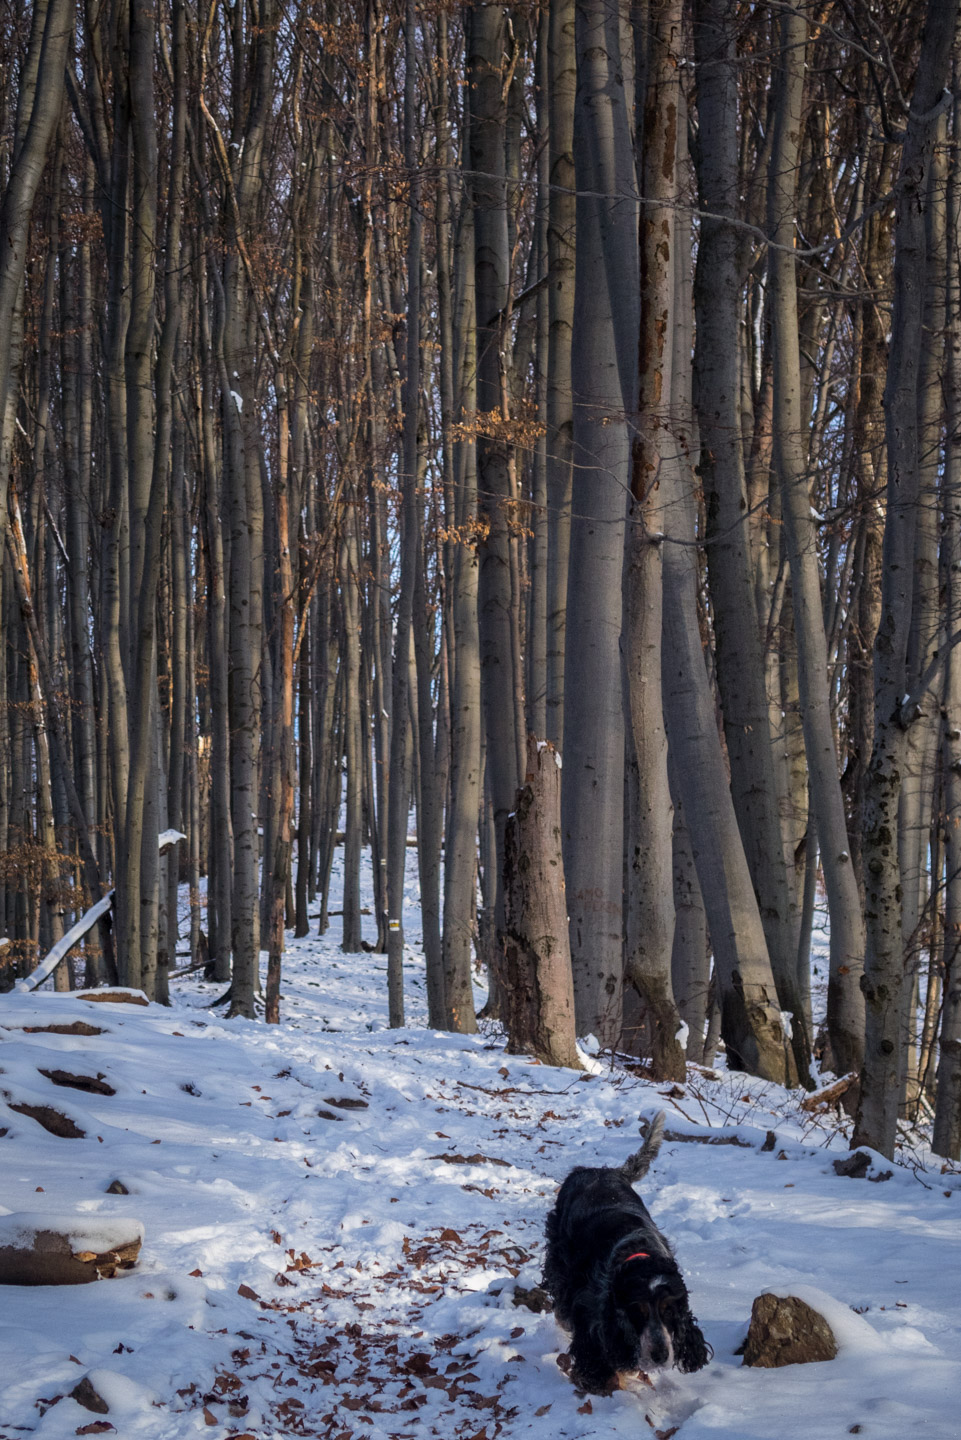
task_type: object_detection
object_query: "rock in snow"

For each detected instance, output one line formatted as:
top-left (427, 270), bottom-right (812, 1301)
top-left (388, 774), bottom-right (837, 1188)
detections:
top-left (742, 1292), bottom-right (838, 1367)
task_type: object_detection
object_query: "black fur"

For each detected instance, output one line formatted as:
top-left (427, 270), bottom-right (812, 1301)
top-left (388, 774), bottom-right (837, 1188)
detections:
top-left (543, 1111), bottom-right (710, 1393)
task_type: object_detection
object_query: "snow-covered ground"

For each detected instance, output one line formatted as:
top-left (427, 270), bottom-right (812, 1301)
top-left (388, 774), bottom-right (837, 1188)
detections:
top-left (1, 848), bottom-right (960, 1440)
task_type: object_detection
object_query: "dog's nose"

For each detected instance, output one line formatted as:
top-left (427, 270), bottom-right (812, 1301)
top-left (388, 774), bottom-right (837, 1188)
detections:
top-left (650, 1334), bottom-right (670, 1366)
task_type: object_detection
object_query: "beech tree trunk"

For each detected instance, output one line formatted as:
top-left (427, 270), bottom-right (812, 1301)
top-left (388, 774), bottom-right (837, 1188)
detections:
top-left (693, 0), bottom-right (808, 1082)
top-left (768, 0), bottom-right (862, 1082)
top-left (563, 0), bottom-right (636, 1045)
top-left (856, 0), bottom-right (959, 1157)
top-left (623, 0), bottom-right (685, 1082)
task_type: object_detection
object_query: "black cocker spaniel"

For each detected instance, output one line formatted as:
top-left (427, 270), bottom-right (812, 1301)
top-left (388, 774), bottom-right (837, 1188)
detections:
top-left (543, 1111), bottom-right (711, 1393)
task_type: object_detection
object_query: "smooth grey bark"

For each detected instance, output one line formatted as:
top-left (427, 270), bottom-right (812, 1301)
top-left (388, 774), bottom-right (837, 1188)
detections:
top-left (413, 453), bottom-right (445, 1027)
top-left (562, 0), bottom-right (636, 1045)
top-left (767, 1), bottom-right (864, 1081)
top-left (856, 0), bottom-right (960, 1158)
top-left (899, 119), bottom-right (947, 1110)
top-left (340, 517), bottom-right (364, 953)
top-left (933, 90), bottom-right (961, 1160)
top-left (653, 169), bottom-right (796, 1084)
top-left (0, 0), bottom-right (73, 545)
top-left (692, 0), bottom-right (808, 1081)
top-left (623, 0), bottom-right (685, 1081)
top-left (385, 0), bottom-right (422, 1027)
top-left (528, 8), bottom-right (550, 740)
top-left (669, 761), bottom-right (710, 1064)
top-left (545, 0), bottom-right (576, 747)
top-left (442, 202), bottom-right (481, 1034)
top-left (199, 277), bottom-right (233, 983)
top-left (214, 5), bottom-right (275, 1018)
top-left (469, 4), bottom-right (521, 955)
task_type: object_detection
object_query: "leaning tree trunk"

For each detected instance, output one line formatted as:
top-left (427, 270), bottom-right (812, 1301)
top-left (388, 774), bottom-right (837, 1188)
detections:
top-left (855, 0), bottom-right (959, 1158)
top-left (503, 734), bottom-right (582, 1069)
top-left (658, 110), bottom-right (796, 1085)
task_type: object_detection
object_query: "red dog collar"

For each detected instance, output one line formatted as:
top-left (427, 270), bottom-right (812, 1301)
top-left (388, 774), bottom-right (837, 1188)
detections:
top-left (621, 1251), bottom-right (650, 1263)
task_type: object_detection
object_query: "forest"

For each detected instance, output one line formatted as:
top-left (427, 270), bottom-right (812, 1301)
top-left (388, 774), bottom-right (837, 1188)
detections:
top-left (0, 0), bottom-right (959, 1167)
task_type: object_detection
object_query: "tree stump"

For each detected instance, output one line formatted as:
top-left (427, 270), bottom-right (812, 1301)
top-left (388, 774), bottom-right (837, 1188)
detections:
top-left (0, 1214), bottom-right (143, 1285)
top-left (502, 735), bottom-right (582, 1069)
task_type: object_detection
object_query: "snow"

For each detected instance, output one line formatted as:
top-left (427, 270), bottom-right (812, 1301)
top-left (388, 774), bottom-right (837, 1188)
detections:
top-left (1, 848), bottom-right (960, 1440)
top-left (0, 1214), bottom-right (144, 1252)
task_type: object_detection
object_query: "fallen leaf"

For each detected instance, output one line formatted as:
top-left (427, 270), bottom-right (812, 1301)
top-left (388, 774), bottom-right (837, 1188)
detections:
top-left (203, 1406), bottom-right (218, 1425)
top-left (535, 1403), bottom-right (551, 1416)
top-left (578, 1400), bottom-right (593, 1414)
top-left (189, 1268), bottom-right (203, 1277)
top-left (237, 1284), bottom-right (260, 1301)
top-left (76, 1426), bottom-right (114, 1436)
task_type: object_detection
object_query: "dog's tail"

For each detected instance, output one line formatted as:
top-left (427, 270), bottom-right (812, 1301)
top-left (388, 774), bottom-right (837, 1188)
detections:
top-left (620, 1109), bottom-right (666, 1183)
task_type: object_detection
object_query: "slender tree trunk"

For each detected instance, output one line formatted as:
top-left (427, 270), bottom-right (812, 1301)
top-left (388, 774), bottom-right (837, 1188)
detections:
top-left (624, 0), bottom-right (684, 1081)
top-left (933, 86), bottom-right (961, 1159)
top-left (469, 4), bottom-right (520, 959)
top-left (546, 0), bottom-right (576, 747)
top-left (340, 517), bottom-right (364, 953)
top-left (563, 0), bottom-right (636, 1045)
top-left (768, 1), bottom-right (864, 1082)
top-left (0, 0), bottom-right (73, 544)
top-left (693, 0), bottom-right (809, 1080)
top-left (856, 0), bottom-right (959, 1157)
top-left (443, 203), bottom-right (481, 1034)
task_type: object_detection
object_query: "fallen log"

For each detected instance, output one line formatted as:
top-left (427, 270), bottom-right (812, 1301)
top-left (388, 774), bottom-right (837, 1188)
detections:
top-left (0, 1213), bottom-right (143, 1285)
top-left (799, 1073), bottom-right (858, 1112)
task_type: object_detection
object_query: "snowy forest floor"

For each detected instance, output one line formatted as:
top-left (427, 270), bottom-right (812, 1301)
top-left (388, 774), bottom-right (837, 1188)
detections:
top-left (1, 847), bottom-right (960, 1440)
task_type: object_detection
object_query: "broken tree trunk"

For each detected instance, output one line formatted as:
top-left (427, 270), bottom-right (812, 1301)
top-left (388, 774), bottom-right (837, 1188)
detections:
top-left (503, 735), bottom-right (582, 1070)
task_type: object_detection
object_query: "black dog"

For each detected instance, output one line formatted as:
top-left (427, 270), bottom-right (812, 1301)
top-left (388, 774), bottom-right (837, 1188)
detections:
top-left (543, 1111), bottom-right (710, 1393)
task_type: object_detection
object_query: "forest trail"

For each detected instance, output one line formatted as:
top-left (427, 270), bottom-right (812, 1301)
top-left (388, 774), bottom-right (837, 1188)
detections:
top-left (1, 899), bottom-right (959, 1440)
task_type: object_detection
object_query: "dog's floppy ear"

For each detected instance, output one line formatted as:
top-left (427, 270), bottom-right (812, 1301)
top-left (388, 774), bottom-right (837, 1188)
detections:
top-left (672, 1306), bottom-right (712, 1373)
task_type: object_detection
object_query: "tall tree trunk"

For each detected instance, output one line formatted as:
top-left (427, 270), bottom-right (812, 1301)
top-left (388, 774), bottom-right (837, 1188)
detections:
top-left (469, 4), bottom-right (520, 962)
top-left (562, 0), bottom-right (636, 1045)
top-left (623, 0), bottom-right (684, 1081)
top-left (933, 88), bottom-right (961, 1160)
top-left (545, 0), bottom-right (576, 747)
top-left (0, 0), bottom-right (73, 544)
top-left (442, 201), bottom-right (481, 1034)
top-left (693, 0), bottom-right (809, 1081)
top-left (768, 0), bottom-right (864, 1082)
top-left (856, 0), bottom-right (959, 1157)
